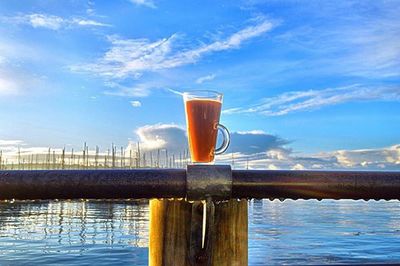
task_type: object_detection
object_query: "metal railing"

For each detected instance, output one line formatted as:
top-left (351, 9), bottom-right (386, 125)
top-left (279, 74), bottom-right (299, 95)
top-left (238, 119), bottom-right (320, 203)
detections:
top-left (1, 167), bottom-right (399, 200)
top-left (1, 166), bottom-right (399, 265)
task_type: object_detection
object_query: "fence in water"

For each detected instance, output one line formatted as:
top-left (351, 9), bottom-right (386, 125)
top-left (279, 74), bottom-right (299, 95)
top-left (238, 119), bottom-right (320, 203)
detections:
top-left (0, 143), bottom-right (192, 170)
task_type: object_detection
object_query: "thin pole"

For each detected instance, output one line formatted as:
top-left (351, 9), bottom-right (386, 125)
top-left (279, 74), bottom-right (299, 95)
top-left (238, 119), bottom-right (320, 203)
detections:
top-left (137, 142), bottom-right (141, 168)
top-left (61, 147), bottom-right (65, 169)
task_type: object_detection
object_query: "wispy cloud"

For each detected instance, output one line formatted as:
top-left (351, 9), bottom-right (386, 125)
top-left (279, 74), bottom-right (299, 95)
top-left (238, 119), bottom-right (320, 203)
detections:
top-left (0, 139), bottom-right (56, 156)
top-left (72, 19), bottom-right (273, 83)
top-left (0, 140), bottom-right (24, 146)
top-left (75, 34), bottom-right (177, 79)
top-left (0, 37), bottom-right (49, 97)
top-left (271, 2), bottom-right (400, 79)
top-left (0, 76), bottom-right (19, 95)
top-left (224, 84), bottom-right (400, 116)
top-left (103, 82), bottom-right (157, 97)
top-left (196, 74), bottom-right (216, 84)
top-left (25, 14), bottom-right (64, 30)
top-left (0, 68), bottom-right (41, 96)
top-left (4, 13), bottom-right (110, 30)
top-left (71, 18), bottom-right (109, 27)
top-left (86, 0), bottom-right (97, 16)
top-left (130, 100), bottom-right (142, 107)
top-left (0, 36), bottom-right (43, 63)
top-left (0, 66), bottom-right (45, 97)
top-left (160, 20), bottom-right (273, 69)
top-left (129, 0), bottom-right (156, 8)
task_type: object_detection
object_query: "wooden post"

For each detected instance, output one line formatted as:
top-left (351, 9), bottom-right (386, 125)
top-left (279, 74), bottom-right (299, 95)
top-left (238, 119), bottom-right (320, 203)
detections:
top-left (149, 199), bottom-right (248, 266)
top-left (211, 199), bottom-right (248, 265)
top-left (149, 199), bottom-right (192, 266)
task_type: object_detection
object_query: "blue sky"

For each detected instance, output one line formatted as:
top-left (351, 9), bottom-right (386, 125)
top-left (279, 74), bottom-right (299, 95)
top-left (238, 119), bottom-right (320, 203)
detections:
top-left (0, 0), bottom-right (399, 169)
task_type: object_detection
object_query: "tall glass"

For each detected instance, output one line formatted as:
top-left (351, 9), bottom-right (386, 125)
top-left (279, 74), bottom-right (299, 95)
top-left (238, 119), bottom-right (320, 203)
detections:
top-left (183, 90), bottom-right (230, 163)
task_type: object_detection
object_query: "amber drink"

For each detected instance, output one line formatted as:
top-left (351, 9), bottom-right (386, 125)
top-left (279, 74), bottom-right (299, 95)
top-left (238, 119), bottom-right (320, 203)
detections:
top-left (183, 91), bottom-right (230, 163)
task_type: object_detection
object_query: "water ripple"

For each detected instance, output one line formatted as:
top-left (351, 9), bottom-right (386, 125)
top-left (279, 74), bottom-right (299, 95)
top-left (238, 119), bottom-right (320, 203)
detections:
top-left (0, 199), bottom-right (399, 265)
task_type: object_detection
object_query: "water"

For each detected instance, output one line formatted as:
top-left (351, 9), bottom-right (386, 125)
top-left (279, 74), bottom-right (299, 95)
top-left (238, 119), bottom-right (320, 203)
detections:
top-left (248, 200), bottom-right (400, 265)
top-left (0, 200), bottom-right (148, 266)
top-left (0, 200), bottom-right (399, 265)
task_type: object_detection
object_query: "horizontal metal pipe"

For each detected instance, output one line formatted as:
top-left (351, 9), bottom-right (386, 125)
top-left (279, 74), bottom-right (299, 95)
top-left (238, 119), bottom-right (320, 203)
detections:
top-left (0, 169), bottom-right (186, 200)
top-left (232, 170), bottom-right (400, 200)
top-left (0, 169), bottom-right (399, 200)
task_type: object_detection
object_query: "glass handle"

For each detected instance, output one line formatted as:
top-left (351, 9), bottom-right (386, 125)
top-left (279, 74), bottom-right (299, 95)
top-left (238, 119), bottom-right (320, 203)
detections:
top-left (215, 124), bottom-right (230, 155)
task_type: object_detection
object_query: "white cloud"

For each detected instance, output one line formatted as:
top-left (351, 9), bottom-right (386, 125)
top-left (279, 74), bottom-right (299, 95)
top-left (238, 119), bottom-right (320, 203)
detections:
top-left (72, 19), bottom-right (273, 83)
top-left (0, 140), bottom-right (24, 146)
top-left (129, 0), bottom-right (156, 8)
top-left (326, 145), bottom-right (400, 168)
top-left (0, 139), bottom-right (57, 156)
top-left (84, 34), bottom-right (177, 79)
top-left (160, 20), bottom-right (273, 69)
top-left (128, 124), bottom-right (187, 153)
top-left (237, 130), bottom-right (266, 135)
top-left (2, 130), bottom-right (399, 170)
top-left (130, 100), bottom-right (142, 107)
top-left (129, 124), bottom-right (289, 155)
top-left (0, 140), bottom-right (121, 165)
top-left (224, 84), bottom-right (400, 116)
top-left (86, 0), bottom-right (96, 15)
top-left (27, 14), bottom-right (64, 30)
top-left (292, 163), bottom-right (305, 170)
top-left (196, 74), bottom-right (216, 84)
top-left (217, 144), bottom-right (400, 170)
top-left (5, 13), bottom-right (110, 30)
top-left (70, 18), bottom-right (110, 27)
top-left (227, 131), bottom-right (289, 154)
top-left (126, 123), bottom-right (400, 170)
top-left (103, 82), bottom-right (155, 97)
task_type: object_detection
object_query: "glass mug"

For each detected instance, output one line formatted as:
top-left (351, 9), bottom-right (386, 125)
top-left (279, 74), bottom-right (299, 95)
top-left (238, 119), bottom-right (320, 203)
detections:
top-left (183, 90), bottom-right (230, 163)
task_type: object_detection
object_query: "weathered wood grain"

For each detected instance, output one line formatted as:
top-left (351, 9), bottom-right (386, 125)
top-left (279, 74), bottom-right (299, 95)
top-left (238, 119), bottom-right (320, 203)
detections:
top-left (149, 199), bottom-right (248, 266)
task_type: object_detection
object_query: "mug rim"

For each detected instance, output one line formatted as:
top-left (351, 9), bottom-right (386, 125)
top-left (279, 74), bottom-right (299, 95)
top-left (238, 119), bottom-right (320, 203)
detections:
top-left (182, 90), bottom-right (223, 99)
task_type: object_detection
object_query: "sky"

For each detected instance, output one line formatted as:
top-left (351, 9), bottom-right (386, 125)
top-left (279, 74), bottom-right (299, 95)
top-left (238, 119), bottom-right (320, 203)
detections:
top-left (0, 0), bottom-right (399, 169)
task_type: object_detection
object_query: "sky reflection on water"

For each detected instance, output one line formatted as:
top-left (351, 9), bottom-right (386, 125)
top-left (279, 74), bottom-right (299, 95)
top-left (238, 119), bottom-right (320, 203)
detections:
top-left (0, 200), bottom-right (399, 265)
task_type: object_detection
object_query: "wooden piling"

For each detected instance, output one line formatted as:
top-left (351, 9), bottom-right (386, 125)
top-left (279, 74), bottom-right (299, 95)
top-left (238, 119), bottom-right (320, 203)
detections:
top-left (149, 199), bottom-right (248, 266)
top-left (211, 199), bottom-right (248, 265)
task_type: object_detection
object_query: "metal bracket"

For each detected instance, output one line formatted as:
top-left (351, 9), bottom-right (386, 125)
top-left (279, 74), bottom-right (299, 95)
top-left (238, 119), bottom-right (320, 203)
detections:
top-left (186, 164), bottom-right (232, 201)
top-left (186, 165), bottom-right (231, 265)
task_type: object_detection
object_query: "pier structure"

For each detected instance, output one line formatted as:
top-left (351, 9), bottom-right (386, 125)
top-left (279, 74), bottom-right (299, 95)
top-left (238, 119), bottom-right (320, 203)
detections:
top-left (1, 167), bottom-right (400, 265)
